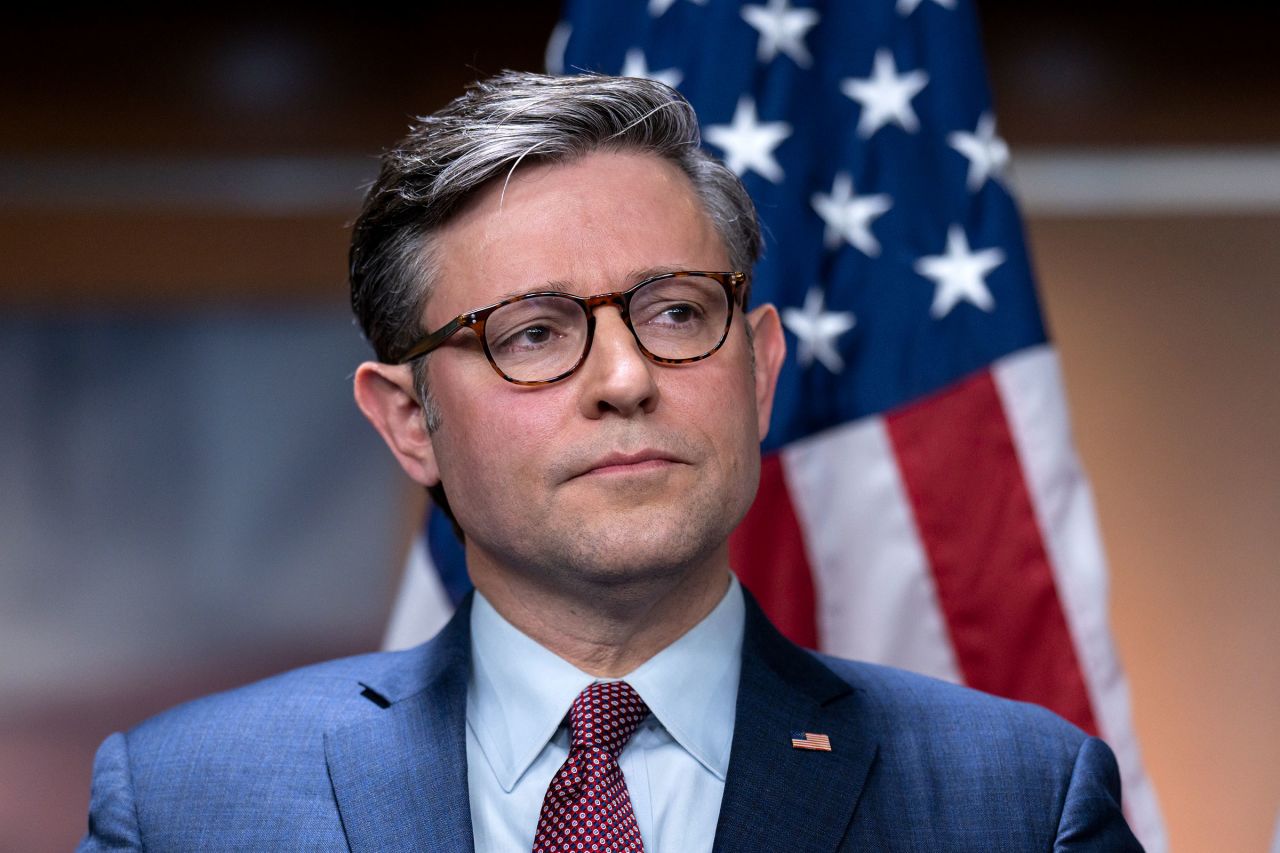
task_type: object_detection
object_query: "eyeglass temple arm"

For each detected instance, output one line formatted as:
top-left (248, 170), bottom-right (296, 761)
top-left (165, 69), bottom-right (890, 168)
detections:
top-left (733, 272), bottom-right (751, 309)
top-left (396, 315), bottom-right (470, 364)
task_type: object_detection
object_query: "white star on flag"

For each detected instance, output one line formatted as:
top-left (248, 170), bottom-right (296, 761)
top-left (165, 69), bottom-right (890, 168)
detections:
top-left (948, 112), bottom-right (1009, 191)
top-left (741, 0), bottom-right (821, 68)
top-left (811, 172), bottom-right (893, 256)
top-left (896, 0), bottom-right (956, 16)
top-left (619, 49), bottom-right (683, 89)
top-left (840, 49), bottom-right (930, 137)
top-left (704, 96), bottom-right (793, 183)
top-left (782, 287), bottom-right (857, 373)
top-left (914, 225), bottom-right (1005, 318)
top-left (648, 0), bottom-right (706, 17)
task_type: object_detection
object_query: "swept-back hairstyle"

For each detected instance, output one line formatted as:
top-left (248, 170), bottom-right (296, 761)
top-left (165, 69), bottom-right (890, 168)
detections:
top-left (350, 70), bottom-right (761, 366)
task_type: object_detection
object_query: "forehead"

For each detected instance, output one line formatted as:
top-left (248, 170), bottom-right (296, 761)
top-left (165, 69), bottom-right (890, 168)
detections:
top-left (427, 151), bottom-right (729, 318)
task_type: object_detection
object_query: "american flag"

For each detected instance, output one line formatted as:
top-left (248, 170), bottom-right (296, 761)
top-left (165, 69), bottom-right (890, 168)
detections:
top-left (383, 1), bottom-right (1164, 848)
top-left (791, 731), bottom-right (833, 752)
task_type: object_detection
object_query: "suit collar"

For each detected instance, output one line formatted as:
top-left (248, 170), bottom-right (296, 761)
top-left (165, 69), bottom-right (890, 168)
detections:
top-left (322, 587), bottom-right (877, 853)
top-left (325, 594), bottom-right (475, 853)
top-left (712, 591), bottom-right (879, 853)
top-left (353, 591), bottom-right (474, 706)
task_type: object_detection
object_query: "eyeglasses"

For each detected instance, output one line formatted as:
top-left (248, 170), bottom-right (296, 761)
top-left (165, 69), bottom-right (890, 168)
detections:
top-left (396, 271), bottom-right (749, 386)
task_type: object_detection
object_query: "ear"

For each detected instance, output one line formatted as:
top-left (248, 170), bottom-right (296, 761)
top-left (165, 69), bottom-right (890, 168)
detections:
top-left (745, 304), bottom-right (787, 441)
top-left (353, 361), bottom-right (441, 487)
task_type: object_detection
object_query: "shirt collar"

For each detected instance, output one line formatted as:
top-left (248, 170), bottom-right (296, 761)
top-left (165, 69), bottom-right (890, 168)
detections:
top-left (467, 576), bottom-right (745, 792)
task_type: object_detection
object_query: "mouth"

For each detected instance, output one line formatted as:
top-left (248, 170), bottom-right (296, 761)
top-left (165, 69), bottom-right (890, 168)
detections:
top-left (572, 449), bottom-right (685, 479)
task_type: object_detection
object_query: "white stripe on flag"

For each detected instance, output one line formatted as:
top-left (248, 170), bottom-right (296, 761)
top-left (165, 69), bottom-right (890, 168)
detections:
top-left (382, 532), bottom-right (454, 652)
top-left (782, 416), bottom-right (963, 684)
top-left (994, 346), bottom-right (1167, 853)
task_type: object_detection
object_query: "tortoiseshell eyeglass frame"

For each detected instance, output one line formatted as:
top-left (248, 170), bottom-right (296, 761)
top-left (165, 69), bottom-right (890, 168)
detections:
top-left (394, 270), bottom-right (750, 386)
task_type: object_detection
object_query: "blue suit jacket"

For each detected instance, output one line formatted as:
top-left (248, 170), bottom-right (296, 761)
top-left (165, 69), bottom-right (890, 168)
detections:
top-left (80, 594), bottom-right (1142, 851)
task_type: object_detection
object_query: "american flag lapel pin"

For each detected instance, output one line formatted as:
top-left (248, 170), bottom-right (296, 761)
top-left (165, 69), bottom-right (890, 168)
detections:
top-left (790, 731), bottom-right (832, 752)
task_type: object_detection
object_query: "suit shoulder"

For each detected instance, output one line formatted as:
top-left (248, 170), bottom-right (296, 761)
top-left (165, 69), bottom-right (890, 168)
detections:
top-left (128, 646), bottom-right (415, 748)
top-left (814, 652), bottom-right (1088, 753)
top-left (84, 648), bottom-right (425, 849)
top-left (803, 653), bottom-right (1140, 849)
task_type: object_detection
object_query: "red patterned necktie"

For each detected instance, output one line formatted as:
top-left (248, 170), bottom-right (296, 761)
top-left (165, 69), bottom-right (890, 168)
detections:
top-left (532, 680), bottom-right (650, 853)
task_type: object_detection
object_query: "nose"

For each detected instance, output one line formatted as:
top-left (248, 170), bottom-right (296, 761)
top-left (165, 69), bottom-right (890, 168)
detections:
top-left (576, 306), bottom-right (659, 419)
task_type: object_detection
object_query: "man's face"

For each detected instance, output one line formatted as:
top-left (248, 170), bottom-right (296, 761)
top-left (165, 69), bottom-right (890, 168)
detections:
top-left (415, 151), bottom-right (782, 591)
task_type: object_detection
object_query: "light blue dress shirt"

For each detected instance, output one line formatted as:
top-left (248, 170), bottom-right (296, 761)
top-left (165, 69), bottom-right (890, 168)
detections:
top-left (466, 577), bottom-right (745, 853)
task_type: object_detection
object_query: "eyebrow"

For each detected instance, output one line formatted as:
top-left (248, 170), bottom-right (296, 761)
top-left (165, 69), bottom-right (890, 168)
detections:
top-left (499, 265), bottom-right (691, 300)
top-left (625, 264), bottom-right (687, 281)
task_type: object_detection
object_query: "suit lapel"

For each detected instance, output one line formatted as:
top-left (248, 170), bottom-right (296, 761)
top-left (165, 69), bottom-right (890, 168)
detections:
top-left (712, 594), bottom-right (878, 853)
top-left (325, 597), bottom-right (475, 853)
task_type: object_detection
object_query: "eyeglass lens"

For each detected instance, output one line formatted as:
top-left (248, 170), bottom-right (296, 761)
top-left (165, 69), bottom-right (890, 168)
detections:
top-left (484, 275), bottom-right (730, 382)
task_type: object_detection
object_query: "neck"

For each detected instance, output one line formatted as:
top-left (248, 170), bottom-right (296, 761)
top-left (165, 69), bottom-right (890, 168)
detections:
top-left (469, 551), bottom-right (732, 677)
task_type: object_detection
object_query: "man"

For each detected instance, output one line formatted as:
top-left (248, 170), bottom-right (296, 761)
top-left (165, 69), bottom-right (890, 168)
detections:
top-left (80, 73), bottom-right (1142, 851)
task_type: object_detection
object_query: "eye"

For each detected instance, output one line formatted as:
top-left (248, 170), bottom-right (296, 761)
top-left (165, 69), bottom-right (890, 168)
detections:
top-left (651, 301), bottom-right (703, 326)
top-left (492, 323), bottom-right (565, 353)
top-left (486, 294), bottom-right (584, 356)
top-left (634, 296), bottom-right (713, 331)
top-left (630, 276), bottom-right (723, 333)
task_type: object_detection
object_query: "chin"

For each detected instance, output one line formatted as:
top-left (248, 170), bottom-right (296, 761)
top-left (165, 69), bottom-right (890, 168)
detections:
top-left (552, 511), bottom-right (732, 587)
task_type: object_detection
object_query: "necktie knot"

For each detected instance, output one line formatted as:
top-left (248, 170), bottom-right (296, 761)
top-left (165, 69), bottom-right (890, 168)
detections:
top-left (568, 681), bottom-right (649, 757)
top-left (534, 680), bottom-right (649, 852)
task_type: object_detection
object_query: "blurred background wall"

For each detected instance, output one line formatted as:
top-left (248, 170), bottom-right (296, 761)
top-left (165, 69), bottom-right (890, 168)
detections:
top-left (1, 4), bottom-right (1276, 851)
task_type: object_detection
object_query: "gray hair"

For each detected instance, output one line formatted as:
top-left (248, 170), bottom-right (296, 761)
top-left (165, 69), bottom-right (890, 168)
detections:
top-left (349, 71), bottom-right (762, 375)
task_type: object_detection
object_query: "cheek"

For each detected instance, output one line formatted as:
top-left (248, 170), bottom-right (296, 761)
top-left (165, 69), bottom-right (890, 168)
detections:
top-left (482, 406), bottom-right (563, 471)
top-left (703, 351), bottom-right (761, 432)
top-left (433, 382), bottom-right (565, 490)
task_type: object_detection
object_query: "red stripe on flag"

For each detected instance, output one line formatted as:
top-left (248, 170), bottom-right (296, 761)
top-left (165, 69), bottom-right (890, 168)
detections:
top-left (730, 451), bottom-right (819, 649)
top-left (886, 370), bottom-right (1098, 735)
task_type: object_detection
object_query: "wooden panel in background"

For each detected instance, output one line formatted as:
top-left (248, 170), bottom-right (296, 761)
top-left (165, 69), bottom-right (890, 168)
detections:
top-left (2, 5), bottom-right (1277, 158)
top-left (1028, 214), bottom-right (1280, 853)
top-left (0, 211), bottom-right (350, 306)
top-left (0, 6), bottom-right (561, 156)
